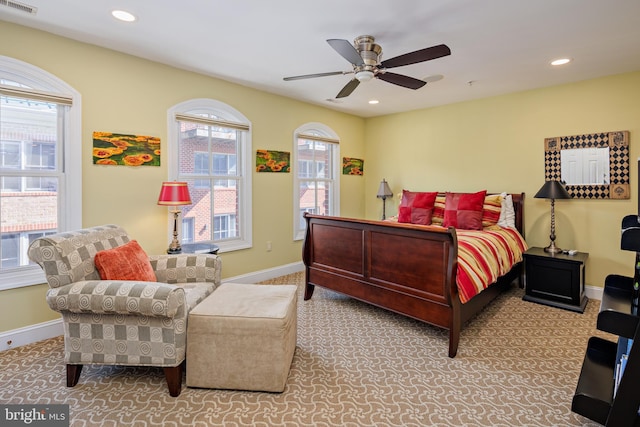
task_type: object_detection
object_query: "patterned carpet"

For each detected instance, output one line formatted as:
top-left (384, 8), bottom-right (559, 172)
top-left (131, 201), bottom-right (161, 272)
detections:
top-left (1, 272), bottom-right (607, 426)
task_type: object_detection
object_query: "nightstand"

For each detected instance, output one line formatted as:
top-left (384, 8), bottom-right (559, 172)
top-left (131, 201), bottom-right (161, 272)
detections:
top-left (523, 247), bottom-right (588, 313)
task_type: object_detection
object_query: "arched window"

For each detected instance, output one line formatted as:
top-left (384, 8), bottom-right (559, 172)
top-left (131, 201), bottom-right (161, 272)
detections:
top-left (0, 56), bottom-right (82, 290)
top-left (293, 123), bottom-right (340, 240)
top-left (167, 99), bottom-right (252, 252)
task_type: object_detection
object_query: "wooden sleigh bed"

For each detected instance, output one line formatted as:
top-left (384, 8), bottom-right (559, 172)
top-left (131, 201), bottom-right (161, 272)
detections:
top-left (302, 193), bottom-right (525, 358)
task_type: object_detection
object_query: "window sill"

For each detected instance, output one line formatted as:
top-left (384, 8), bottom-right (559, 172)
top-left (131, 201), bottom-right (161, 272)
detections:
top-left (0, 267), bottom-right (47, 291)
top-left (216, 240), bottom-right (252, 253)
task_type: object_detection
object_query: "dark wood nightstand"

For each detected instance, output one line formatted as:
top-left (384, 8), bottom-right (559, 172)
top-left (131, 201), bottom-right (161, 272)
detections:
top-left (522, 247), bottom-right (588, 313)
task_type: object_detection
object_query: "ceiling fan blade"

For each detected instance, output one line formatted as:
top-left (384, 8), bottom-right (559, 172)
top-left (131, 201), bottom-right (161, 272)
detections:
top-left (377, 72), bottom-right (427, 90)
top-left (327, 39), bottom-right (364, 66)
top-left (380, 44), bottom-right (451, 69)
top-left (283, 71), bottom-right (346, 81)
top-left (336, 79), bottom-right (360, 98)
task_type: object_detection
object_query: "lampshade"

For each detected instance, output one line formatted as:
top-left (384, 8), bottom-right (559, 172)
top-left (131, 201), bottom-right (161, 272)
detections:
top-left (157, 181), bottom-right (192, 206)
top-left (376, 179), bottom-right (393, 198)
top-left (534, 180), bottom-right (571, 200)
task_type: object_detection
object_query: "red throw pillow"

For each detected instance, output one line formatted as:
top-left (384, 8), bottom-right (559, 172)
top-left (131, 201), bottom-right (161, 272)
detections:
top-left (443, 190), bottom-right (487, 230)
top-left (398, 190), bottom-right (438, 225)
top-left (94, 240), bottom-right (157, 282)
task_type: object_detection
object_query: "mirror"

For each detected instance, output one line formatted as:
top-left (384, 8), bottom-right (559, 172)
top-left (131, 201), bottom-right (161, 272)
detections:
top-left (560, 147), bottom-right (610, 185)
top-left (544, 130), bottom-right (629, 199)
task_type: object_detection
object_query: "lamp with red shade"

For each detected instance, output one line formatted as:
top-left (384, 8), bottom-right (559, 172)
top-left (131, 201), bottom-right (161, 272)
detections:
top-left (157, 181), bottom-right (192, 254)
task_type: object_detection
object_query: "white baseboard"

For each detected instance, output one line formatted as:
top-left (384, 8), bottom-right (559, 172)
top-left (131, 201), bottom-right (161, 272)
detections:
top-left (0, 318), bottom-right (63, 352)
top-left (222, 261), bottom-right (304, 284)
top-left (585, 284), bottom-right (603, 301)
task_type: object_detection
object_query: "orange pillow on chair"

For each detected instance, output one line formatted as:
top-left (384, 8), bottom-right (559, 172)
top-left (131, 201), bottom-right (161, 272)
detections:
top-left (94, 240), bottom-right (157, 282)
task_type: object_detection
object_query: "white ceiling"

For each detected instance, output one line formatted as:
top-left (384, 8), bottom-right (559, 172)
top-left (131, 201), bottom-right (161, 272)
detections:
top-left (2, 0), bottom-right (640, 118)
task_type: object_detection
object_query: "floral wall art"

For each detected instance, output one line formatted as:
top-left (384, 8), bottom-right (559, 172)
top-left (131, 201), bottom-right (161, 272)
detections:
top-left (342, 157), bottom-right (364, 175)
top-left (92, 131), bottom-right (161, 166)
top-left (256, 149), bottom-right (290, 172)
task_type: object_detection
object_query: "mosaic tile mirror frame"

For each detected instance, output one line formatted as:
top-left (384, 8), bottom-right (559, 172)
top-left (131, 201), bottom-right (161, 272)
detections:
top-left (544, 130), bottom-right (630, 199)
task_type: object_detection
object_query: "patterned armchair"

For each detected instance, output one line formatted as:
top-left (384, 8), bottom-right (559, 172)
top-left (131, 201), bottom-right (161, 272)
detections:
top-left (27, 224), bottom-right (221, 397)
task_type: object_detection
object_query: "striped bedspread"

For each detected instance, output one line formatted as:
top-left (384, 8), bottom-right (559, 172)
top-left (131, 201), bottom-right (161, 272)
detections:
top-left (455, 226), bottom-right (528, 304)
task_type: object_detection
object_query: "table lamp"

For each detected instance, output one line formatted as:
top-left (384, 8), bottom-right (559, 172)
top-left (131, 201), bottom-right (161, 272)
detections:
top-left (534, 180), bottom-right (571, 254)
top-left (376, 179), bottom-right (393, 220)
top-left (158, 181), bottom-right (192, 254)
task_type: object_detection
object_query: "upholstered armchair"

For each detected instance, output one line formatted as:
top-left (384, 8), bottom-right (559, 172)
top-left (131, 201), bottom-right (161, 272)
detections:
top-left (27, 224), bottom-right (221, 397)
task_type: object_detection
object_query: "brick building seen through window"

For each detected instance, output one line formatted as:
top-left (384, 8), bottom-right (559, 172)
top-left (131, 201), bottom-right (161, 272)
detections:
top-left (177, 121), bottom-right (241, 244)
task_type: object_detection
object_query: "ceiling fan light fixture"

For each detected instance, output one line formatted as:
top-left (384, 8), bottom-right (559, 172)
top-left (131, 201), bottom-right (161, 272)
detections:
top-left (355, 70), bottom-right (374, 82)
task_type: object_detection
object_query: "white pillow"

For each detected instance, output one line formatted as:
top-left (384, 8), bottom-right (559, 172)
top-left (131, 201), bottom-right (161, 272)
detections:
top-left (498, 192), bottom-right (516, 228)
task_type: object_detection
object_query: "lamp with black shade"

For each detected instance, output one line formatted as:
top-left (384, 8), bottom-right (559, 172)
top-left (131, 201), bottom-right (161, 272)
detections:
top-left (534, 180), bottom-right (572, 254)
top-left (157, 181), bottom-right (192, 254)
top-left (376, 179), bottom-right (393, 220)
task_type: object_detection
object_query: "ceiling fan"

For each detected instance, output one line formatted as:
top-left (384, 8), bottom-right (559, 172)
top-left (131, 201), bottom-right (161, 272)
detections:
top-left (283, 35), bottom-right (451, 98)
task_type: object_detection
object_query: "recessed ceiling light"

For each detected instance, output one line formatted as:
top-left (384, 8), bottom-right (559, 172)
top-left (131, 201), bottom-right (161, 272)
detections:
top-left (112, 10), bottom-right (136, 22)
top-left (368, 100), bottom-right (379, 105)
top-left (551, 58), bottom-right (572, 66)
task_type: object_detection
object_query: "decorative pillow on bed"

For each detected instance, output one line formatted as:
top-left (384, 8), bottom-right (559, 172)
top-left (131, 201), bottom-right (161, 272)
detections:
top-left (498, 192), bottom-right (516, 228)
top-left (431, 195), bottom-right (446, 225)
top-left (398, 190), bottom-right (438, 225)
top-left (94, 240), bottom-right (157, 282)
top-left (443, 190), bottom-right (487, 230)
top-left (481, 194), bottom-right (503, 227)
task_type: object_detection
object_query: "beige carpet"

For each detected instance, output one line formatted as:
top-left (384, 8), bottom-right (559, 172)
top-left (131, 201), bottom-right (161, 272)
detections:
top-left (1, 272), bottom-right (607, 426)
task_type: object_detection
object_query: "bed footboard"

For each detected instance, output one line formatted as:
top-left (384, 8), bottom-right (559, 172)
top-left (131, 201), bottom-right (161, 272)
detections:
top-left (302, 214), bottom-right (464, 355)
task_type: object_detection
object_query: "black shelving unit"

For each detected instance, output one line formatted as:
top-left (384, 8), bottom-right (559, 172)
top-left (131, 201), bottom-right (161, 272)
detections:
top-left (572, 216), bottom-right (640, 426)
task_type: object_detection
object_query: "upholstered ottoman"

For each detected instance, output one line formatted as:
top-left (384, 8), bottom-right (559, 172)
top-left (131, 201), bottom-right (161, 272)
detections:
top-left (186, 283), bottom-right (297, 392)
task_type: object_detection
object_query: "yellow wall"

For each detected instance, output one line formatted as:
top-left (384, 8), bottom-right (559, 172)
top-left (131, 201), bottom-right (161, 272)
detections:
top-left (364, 71), bottom-right (640, 289)
top-left (1, 21), bottom-right (640, 334)
top-left (0, 22), bottom-right (366, 331)
top-left (0, 283), bottom-right (56, 331)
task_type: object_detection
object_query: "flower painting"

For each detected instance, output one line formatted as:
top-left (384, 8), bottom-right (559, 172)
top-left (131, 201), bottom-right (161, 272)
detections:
top-left (256, 149), bottom-right (290, 173)
top-left (342, 157), bottom-right (364, 175)
top-left (92, 131), bottom-right (161, 166)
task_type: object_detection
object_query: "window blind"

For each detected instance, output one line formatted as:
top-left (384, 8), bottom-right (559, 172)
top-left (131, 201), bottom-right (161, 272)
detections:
top-left (297, 133), bottom-right (340, 144)
top-left (0, 84), bottom-right (73, 106)
top-left (175, 112), bottom-right (249, 131)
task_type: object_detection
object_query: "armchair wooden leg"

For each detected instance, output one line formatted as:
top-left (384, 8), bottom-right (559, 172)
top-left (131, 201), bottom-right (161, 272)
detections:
top-left (163, 365), bottom-right (183, 397)
top-left (66, 364), bottom-right (83, 387)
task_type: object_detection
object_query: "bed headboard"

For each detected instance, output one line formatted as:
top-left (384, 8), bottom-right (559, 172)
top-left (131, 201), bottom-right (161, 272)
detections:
top-left (510, 193), bottom-right (525, 237)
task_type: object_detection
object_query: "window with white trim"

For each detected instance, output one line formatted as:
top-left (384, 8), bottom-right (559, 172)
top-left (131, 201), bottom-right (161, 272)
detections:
top-left (0, 56), bottom-right (82, 290)
top-left (293, 123), bottom-right (340, 240)
top-left (181, 217), bottom-right (195, 243)
top-left (167, 99), bottom-right (252, 252)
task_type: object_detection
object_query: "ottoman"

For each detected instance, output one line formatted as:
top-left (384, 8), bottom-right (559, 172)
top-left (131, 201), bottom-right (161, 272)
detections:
top-left (186, 283), bottom-right (297, 392)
